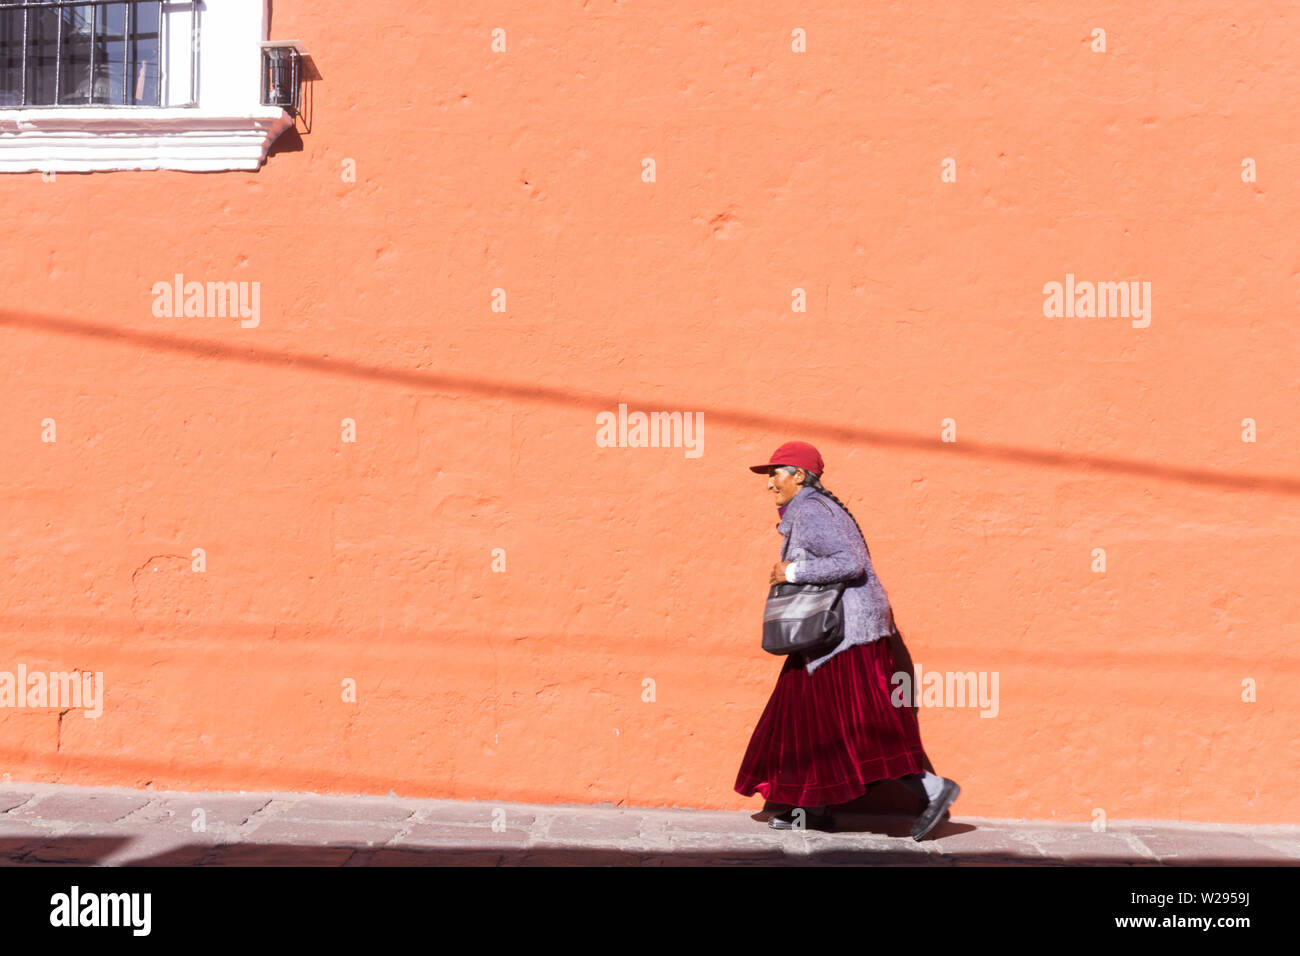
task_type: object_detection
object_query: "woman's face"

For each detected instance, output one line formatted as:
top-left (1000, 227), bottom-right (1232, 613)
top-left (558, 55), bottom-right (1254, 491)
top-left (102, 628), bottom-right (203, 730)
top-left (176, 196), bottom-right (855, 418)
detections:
top-left (766, 467), bottom-right (805, 507)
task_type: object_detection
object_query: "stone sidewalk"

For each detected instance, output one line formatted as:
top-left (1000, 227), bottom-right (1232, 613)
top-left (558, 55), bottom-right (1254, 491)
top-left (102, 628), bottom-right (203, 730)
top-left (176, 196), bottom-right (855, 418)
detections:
top-left (0, 780), bottom-right (1296, 866)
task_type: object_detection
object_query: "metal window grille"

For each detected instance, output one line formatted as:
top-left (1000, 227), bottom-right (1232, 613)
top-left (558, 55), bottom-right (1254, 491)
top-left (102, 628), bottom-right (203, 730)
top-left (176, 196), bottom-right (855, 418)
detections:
top-left (260, 42), bottom-right (300, 115)
top-left (0, 0), bottom-right (198, 108)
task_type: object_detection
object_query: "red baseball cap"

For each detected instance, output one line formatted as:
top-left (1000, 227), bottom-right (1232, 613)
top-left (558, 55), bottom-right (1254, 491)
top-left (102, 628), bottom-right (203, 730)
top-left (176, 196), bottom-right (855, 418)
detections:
top-left (749, 441), bottom-right (824, 476)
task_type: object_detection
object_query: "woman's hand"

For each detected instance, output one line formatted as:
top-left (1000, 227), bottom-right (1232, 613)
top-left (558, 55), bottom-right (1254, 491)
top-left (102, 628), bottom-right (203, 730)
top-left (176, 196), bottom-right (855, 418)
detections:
top-left (770, 561), bottom-right (793, 585)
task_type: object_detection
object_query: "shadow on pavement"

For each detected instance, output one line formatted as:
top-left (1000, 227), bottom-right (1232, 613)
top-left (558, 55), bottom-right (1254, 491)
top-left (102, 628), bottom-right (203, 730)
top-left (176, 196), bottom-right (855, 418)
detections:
top-left (0, 835), bottom-right (1293, 867)
top-left (0, 837), bottom-right (134, 865)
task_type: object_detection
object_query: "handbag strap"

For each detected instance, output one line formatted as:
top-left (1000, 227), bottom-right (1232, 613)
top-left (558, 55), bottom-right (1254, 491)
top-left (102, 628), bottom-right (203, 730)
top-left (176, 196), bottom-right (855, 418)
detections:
top-left (782, 494), bottom-right (865, 579)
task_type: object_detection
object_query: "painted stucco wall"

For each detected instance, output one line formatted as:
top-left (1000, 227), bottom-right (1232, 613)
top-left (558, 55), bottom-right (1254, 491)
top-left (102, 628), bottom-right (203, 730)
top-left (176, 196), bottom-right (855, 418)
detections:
top-left (1, 2), bottom-right (1297, 824)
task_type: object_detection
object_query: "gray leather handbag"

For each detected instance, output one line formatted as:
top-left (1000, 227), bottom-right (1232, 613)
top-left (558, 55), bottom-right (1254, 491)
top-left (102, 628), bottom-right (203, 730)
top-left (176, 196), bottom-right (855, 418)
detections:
top-left (761, 497), bottom-right (846, 657)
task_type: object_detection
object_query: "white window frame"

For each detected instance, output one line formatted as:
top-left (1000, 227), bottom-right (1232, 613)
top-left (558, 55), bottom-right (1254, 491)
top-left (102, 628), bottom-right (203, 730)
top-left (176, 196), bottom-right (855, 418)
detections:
top-left (0, 0), bottom-right (293, 172)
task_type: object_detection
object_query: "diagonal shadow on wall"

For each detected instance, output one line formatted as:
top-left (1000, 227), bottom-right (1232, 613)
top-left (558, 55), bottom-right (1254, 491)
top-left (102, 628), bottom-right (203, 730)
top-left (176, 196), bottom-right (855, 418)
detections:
top-left (2, 308), bottom-right (1297, 496)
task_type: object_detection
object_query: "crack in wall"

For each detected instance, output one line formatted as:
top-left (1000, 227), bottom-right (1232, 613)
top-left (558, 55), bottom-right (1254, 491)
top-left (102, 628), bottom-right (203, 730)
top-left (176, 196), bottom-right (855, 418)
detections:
top-left (55, 708), bottom-right (71, 752)
top-left (130, 555), bottom-right (190, 582)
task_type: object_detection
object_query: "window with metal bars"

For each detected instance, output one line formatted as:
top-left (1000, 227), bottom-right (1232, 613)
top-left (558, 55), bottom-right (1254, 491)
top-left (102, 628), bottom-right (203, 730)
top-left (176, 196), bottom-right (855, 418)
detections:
top-left (0, 0), bottom-right (198, 108)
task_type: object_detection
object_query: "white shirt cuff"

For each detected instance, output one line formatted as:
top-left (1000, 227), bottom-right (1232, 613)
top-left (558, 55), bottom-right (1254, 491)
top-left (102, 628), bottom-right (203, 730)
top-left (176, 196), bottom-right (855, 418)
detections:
top-left (785, 562), bottom-right (800, 583)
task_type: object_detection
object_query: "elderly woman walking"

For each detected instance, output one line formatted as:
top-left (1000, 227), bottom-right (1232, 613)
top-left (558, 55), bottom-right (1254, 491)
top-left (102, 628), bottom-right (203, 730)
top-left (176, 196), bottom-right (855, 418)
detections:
top-left (734, 441), bottom-right (960, 839)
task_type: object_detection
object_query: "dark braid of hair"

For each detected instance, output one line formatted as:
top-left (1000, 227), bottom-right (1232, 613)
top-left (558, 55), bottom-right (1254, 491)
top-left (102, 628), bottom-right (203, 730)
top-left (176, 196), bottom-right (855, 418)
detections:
top-left (802, 471), bottom-right (870, 558)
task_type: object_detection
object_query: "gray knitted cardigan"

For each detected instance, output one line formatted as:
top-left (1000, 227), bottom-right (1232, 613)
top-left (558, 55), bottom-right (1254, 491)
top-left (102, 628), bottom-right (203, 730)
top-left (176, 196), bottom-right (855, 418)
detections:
top-left (777, 485), bottom-right (899, 674)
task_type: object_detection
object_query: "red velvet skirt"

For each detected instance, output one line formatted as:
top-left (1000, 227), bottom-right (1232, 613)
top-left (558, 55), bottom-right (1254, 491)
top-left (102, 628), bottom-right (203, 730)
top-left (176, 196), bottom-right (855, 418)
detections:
top-left (734, 636), bottom-right (929, 806)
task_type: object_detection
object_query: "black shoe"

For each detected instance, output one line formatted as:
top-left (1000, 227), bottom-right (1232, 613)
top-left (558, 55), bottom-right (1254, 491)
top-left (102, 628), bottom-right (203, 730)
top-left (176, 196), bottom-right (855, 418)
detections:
top-left (911, 779), bottom-right (960, 841)
top-left (768, 806), bottom-right (834, 831)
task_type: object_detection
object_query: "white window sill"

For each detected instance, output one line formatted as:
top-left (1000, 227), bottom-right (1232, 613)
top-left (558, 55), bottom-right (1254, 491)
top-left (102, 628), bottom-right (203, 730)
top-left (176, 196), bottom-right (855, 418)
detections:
top-left (0, 107), bottom-right (295, 173)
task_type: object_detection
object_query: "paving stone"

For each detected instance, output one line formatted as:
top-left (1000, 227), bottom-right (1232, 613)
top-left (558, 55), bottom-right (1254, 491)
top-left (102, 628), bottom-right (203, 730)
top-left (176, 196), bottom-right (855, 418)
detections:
top-left (666, 832), bottom-right (790, 852)
top-left (1128, 829), bottom-right (1298, 865)
top-left (200, 843), bottom-right (357, 866)
top-left (0, 820), bottom-right (45, 834)
top-left (394, 823), bottom-right (530, 848)
top-left (245, 819), bottom-right (402, 846)
top-left (512, 847), bottom-right (646, 866)
top-left (545, 813), bottom-right (643, 842)
top-left (804, 834), bottom-right (916, 854)
top-left (20, 835), bottom-right (135, 864)
top-left (923, 824), bottom-right (1046, 861)
top-left (131, 796), bottom-right (272, 828)
top-left (0, 792), bottom-right (35, 813)
top-left (13, 792), bottom-right (151, 824)
top-left (102, 830), bottom-right (219, 866)
top-left (266, 797), bottom-right (415, 825)
top-left (416, 803), bottom-right (536, 828)
top-left (369, 848), bottom-right (506, 867)
top-left (0, 833), bottom-right (44, 863)
top-left (1023, 828), bottom-right (1150, 864)
top-left (118, 840), bottom-right (218, 867)
top-left (960, 860), bottom-right (1057, 868)
top-left (825, 813), bottom-right (920, 839)
top-left (655, 812), bottom-right (761, 834)
top-left (809, 849), bottom-right (952, 866)
top-left (1249, 837), bottom-right (1300, 860)
top-left (660, 849), bottom-right (791, 866)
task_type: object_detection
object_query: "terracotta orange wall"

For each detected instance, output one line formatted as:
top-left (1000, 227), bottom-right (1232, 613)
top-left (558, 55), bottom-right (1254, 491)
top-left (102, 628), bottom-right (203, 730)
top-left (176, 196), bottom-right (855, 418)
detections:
top-left (2, 2), bottom-right (1297, 825)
